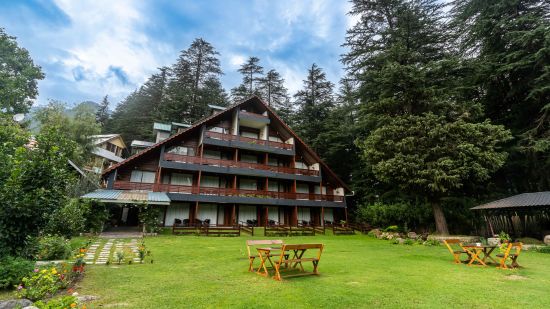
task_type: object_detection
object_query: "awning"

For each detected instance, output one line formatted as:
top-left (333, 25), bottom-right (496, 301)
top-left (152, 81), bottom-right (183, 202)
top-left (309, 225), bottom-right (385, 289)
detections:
top-left (471, 192), bottom-right (550, 210)
top-left (82, 190), bottom-right (170, 205)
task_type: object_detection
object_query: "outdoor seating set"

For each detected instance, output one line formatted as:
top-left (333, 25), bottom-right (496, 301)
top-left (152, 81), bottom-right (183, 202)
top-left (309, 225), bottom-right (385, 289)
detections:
top-left (444, 239), bottom-right (522, 269)
top-left (246, 240), bottom-right (324, 281)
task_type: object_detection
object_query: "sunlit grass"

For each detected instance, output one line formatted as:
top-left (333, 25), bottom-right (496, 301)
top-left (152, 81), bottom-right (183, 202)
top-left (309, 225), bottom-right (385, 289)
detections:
top-left (68, 234), bottom-right (550, 308)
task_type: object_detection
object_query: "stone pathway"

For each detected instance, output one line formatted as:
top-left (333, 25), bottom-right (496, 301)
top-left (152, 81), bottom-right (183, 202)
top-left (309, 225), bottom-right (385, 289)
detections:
top-left (86, 238), bottom-right (141, 265)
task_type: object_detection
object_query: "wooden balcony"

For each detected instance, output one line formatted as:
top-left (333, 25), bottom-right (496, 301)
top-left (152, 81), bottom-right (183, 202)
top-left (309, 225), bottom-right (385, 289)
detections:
top-left (112, 181), bottom-right (344, 202)
top-left (163, 153), bottom-right (319, 177)
top-left (204, 131), bottom-right (293, 150)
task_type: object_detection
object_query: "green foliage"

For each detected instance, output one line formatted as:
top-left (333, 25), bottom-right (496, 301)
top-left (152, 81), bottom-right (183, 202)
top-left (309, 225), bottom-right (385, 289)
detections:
top-left (384, 225), bottom-right (399, 232)
top-left (84, 201), bottom-right (109, 234)
top-left (45, 199), bottom-right (90, 238)
top-left (16, 265), bottom-right (73, 301)
top-left (423, 239), bottom-right (441, 247)
top-left (0, 256), bottom-right (34, 289)
top-left (357, 202), bottom-right (432, 230)
top-left (37, 235), bottom-right (72, 260)
top-left (535, 246), bottom-right (550, 254)
top-left (34, 295), bottom-right (82, 309)
top-left (0, 28), bottom-right (44, 114)
top-left (138, 204), bottom-right (162, 233)
top-left (0, 123), bottom-right (77, 256)
top-left (403, 239), bottom-right (415, 246)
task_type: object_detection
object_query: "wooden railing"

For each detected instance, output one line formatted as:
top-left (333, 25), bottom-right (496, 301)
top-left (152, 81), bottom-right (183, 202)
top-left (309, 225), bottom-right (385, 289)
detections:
top-left (112, 181), bottom-right (344, 202)
top-left (239, 111), bottom-right (269, 119)
top-left (204, 131), bottom-right (293, 150)
top-left (163, 153), bottom-right (319, 176)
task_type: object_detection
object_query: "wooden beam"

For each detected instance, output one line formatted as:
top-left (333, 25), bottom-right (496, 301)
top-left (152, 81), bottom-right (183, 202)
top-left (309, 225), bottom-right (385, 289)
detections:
top-left (321, 207), bottom-right (325, 226)
top-left (232, 204), bottom-right (236, 225)
top-left (293, 206), bottom-right (298, 226)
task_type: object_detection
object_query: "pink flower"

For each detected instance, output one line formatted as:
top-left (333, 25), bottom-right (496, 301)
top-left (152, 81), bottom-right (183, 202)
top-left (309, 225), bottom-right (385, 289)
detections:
top-left (17, 285), bottom-right (23, 290)
top-left (33, 268), bottom-right (39, 273)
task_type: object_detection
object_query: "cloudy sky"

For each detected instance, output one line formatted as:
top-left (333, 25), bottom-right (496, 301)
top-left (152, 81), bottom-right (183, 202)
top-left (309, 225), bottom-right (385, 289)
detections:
top-left (0, 0), bottom-right (355, 108)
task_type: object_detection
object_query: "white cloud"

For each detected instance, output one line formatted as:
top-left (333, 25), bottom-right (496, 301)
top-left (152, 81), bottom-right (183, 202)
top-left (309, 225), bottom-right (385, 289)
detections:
top-left (39, 0), bottom-right (176, 105)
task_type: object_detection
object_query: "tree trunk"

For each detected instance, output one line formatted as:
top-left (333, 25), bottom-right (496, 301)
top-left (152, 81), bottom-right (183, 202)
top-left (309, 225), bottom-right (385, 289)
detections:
top-left (431, 201), bottom-right (449, 235)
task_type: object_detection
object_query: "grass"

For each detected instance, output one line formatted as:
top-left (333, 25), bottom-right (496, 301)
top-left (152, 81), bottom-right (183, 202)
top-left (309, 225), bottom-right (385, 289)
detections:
top-left (2, 234), bottom-right (549, 307)
top-left (67, 234), bottom-right (550, 309)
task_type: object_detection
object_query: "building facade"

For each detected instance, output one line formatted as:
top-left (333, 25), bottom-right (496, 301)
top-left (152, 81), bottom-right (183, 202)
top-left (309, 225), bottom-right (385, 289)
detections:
top-left (87, 134), bottom-right (127, 173)
top-left (85, 96), bottom-right (350, 227)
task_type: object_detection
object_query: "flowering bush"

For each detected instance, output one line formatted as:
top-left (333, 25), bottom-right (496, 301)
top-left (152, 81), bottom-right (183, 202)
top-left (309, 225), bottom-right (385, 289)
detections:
top-left (34, 295), bottom-right (86, 309)
top-left (73, 248), bottom-right (87, 268)
top-left (16, 263), bottom-right (75, 301)
top-left (138, 243), bottom-right (146, 264)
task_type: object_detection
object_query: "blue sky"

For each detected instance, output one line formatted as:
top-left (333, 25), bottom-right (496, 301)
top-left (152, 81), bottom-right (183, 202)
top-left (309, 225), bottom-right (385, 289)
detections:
top-left (0, 0), bottom-right (356, 108)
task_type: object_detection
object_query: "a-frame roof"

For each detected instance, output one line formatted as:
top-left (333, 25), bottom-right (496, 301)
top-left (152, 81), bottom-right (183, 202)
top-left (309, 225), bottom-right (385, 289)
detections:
top-left (102, 96), bottom-right (350, 192)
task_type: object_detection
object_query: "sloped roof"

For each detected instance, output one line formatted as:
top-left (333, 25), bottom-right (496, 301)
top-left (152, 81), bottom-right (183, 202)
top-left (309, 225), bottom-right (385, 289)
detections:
top-left (131, 140), bottom-right (155, 148)
top-left (153, 122), bottom-right (171, 132)
top-left (92, 147), bottom-right (124, 163)
top-left (91, 134), bottom-right (120, 146)
top-left (82, 189), bottom-right (170, 205)
top-left (471, 192), bottom-right (550, 210)
top-left (101, 96), bottom-right (350, 192)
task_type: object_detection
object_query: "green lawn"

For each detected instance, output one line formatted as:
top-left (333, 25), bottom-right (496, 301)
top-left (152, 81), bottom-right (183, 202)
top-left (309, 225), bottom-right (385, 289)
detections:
top-left (67, 234), bottom-right (550, 308)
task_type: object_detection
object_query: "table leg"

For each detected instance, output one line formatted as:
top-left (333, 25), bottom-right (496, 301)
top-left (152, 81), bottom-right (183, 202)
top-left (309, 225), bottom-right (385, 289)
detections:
top-left (483, 247), bottom-right (497, 264)
top-left (468, 249), bottom-right (486, 266)
top-left (256, 251), bottom-right (269, 277)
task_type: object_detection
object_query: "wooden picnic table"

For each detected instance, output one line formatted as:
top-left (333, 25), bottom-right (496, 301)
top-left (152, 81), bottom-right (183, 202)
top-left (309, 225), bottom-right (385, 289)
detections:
top-left (462, 244), bottom-right (498, 266)
top-left (256, 244), bottom-right (323, 281)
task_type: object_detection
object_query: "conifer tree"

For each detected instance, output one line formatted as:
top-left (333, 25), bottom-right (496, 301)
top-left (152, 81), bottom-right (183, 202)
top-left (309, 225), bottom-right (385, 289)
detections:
top-left (231, 56), bottom-right (263, 101)
top-left (292, 64), bottom-right (335, 152)
top-left (344, 0), bottom-right (512, 234)
top-left (96, 95), bottom-right (110, 129)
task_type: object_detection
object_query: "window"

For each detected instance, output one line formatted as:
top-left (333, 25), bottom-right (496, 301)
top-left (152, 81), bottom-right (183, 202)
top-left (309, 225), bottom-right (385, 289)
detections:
top-left (208, 126), bottom-right (227, 134)
top-left (296, 183), bottom-right (309, 193)
top-left (240, 130), bottom-right (259, 139)
top-left (171, 173), bottom-right (193, 186)
top-left (268, 181), bottom-right (279, 192)
top-left (200, 176), bottom-right (220, 188)
top-left (130, 170), bottom-right (155, 183)
top-left (268, 157), bottom-right (278, 166)
top-left (241, 154), bottom-right (258, 163)
top-left (269, 136), bottom-right (283, 143)
top-left (167, 146), bottom-right (195, 156)
top-left (295, 161), bottom-right (308, 170)
top-left (203, 150), bottom-right (221, 159)
top-left (239, 178), bottom-right (257, 190)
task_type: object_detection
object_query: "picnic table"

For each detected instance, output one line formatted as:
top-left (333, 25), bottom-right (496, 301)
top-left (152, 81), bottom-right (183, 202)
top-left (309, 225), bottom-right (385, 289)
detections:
top-left (256, 244), bottom-right (324, 281)
top-left (462, 244), bottom-right (498, 266)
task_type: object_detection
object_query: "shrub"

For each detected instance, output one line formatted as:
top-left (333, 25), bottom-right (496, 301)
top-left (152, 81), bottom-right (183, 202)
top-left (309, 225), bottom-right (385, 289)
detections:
top-left (85, 200), bottom-right (109, 234)
top-left (356, 201), bottom-right (432, 230)
top-left (423, 239), bottom-right (441, 246)
top-left (384, 225), bottom-right (399, 232)
top-left (536, 246), bottom-right (550, 254)
top-left (37, 235), bottom-right (72, 260)
top-left (0, 256), bottom-right (34, 289)
top-left (138, 204), bottom-right (162, 233)
top-left (45, 199), bottom-right (89, 237)
top-left (366, 230), bottom-right (378, 238)
top-left (34, 295), bottom-right (85, 309)
top-left (403, 238), bottom-right (415, 245)
top-left (16, 266), bottom-right (71, 301)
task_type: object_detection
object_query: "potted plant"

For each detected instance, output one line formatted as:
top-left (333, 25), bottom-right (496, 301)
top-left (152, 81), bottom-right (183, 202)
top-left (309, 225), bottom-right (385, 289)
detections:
top-left (72, 249), bottom-right (86, 273)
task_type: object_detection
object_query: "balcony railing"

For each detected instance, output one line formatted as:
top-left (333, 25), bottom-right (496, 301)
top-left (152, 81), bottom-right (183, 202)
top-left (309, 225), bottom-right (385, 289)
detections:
top-left (163, 153), bottom-right (319, 177)
top-left (112, 181), bottom-right (344, 202)
top-left (239, 111), bottom-right (269, 119)
top-left (204, 131), bottom-right (293, 150)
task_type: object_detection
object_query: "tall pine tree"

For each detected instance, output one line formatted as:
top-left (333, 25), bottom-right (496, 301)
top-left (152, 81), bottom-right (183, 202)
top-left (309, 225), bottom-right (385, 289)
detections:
top-left (96, 95), bottom-right (110, 129)
top-left (231, 56), bottom-right (263, 101)
top-left (344, 0), bottom-right (512, 234)
top-left (257, 69), bottom-right (292, 122)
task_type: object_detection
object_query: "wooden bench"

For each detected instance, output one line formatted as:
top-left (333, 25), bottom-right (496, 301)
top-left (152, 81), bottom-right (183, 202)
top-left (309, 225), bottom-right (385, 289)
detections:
top-left (246, 240), bottom-right (287, 272)
top-left (332, 225), bottom-right (355, 235)
top-left (200, 224), bottom-right (241, 236)
top-left (272, 244), bottom-right (324, 281)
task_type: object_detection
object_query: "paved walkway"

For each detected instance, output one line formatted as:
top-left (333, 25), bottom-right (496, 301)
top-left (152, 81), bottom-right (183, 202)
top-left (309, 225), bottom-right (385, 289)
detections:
top-left (86, 238), bottom-right (141, 265)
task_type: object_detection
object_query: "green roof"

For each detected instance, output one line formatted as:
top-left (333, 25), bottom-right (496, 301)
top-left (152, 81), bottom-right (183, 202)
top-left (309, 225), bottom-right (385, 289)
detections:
top-left (153, 122), bottom-right (171, 132)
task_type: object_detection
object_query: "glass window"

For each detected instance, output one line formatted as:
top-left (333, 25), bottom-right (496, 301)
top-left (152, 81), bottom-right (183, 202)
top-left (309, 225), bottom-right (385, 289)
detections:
top-left (203, 150), bottom-right (221, 159)
top-left (240, 131), bottom-right (258, 139)
top-left (167, 146), bottom-right (195, 156)
top-left (296, 183), bottom-right (309, 193)
top-left (269, 136), bottom-right (283, 143)
top-left (295, 161), bottom-right (308, 170)
top-left (171, 173), bottom-right (193, 186)
top-left (200, 176), bottom-right (220, 188)
top-left (241, 154), bottom-right (258, 163)
top-left (130, 171), bottom-right (156, 183)
top-left (268, 181), bottom-right (279, 192)
top-left (239, 178), bottom-right (257, 190)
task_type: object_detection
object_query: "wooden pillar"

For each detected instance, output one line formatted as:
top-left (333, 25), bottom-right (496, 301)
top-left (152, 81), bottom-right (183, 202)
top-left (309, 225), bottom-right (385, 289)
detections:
top-left (154, 167), bottom-right (162, 192)
top-left (293, 206), bottom-right (298, 226)
top-left (257, 206), bottom-right (261, 226)
top-left (162, 205), bottom-right (168, 227)
top-left (321, 207), bottom-right (325, 227)
top-left (344, 207), bottom-right (348, 224)
top-left (265, 207), bottom-right (269, 226)
top-left (194, 202), bottom-right (199, 224)
top-left (232, 204), bottom-right (236, 225)
top-left (234, 148), bottom-right (238, 162)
